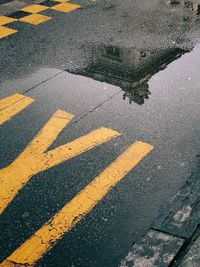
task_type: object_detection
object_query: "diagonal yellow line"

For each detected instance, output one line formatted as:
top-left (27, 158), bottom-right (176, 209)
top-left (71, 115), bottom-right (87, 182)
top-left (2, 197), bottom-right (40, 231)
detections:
top-left (0, 141), bottom-right (153, 266)
top-left (0, 93), bottom-right (24, 110)
top-left (20, 4), bottom-right (49, 13)
top-left (0, 93), bottom-right (34, 125)
top-left (0, 26), bottom-right (17, 40)
top-left (51, 3), bottom-right (81, 12)
top-left (0, 109), bottom-right (120, 214)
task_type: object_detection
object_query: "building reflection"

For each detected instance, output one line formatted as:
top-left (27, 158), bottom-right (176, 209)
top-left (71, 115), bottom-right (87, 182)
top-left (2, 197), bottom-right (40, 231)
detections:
top-left (68, 0), bottom-right (200, 105)
top-left (70, 46), bottom-right (187, 105)
top-left (166, 0), bottom-right (200, 14)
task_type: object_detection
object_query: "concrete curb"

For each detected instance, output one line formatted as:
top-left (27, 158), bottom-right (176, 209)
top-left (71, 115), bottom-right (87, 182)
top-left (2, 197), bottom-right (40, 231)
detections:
top-left (120, 170), bottom-right (200, 267)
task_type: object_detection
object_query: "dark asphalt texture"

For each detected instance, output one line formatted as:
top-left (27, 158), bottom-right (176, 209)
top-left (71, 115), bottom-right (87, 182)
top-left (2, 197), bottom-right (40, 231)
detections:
top-left (0, 1), bottom-right (200, 266)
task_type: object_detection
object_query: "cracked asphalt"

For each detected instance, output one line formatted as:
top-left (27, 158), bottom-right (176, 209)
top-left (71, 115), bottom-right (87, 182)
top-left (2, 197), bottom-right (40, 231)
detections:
top-left (0, 0), bottom-right (200, 266)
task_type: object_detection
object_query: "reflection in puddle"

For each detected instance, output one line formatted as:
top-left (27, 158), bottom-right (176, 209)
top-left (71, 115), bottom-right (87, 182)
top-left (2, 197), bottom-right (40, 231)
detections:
top-left (65, 0), bottom-right (200, 105)
top-left (167, 0), bottom-right (200, 14)
top-left (63, 0), bottom-right (200, 107)
top-left (69, 46), bottom-right (188, 105)
top-left (1, 0), bottom-right (199, 104)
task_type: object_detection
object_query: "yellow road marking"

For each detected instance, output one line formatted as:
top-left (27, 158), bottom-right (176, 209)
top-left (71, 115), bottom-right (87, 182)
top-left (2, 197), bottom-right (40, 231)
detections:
top-left (0, 26), bottom-right (17, 39)
top-left (51, 3), bottom-right (81, 13)
top-left (0, 141), bottom-right (153, 267)
top-left (21, 4), bottom-right (49, 13)
top-left (0, 109), bottom-right (120, 214)
top-left (0, 1), bottom-right (81, 40)
top-left (54, 0), bottom-right (70, 2)
top-left (0, 93), bottom-right (33, 125)
top-left (0, 93), bottom-right (26, 109)
top-left (19, 14), bottom-right (52, 25)
top-left (0, 16), bottom-right (17, 26)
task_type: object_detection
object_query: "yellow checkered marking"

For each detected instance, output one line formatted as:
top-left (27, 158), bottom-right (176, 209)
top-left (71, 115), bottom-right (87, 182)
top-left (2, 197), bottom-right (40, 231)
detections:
top-left (21, 4), bottom-right (49, 13)
top-left (0, 16), bottom-right (17, 26)
top-left (54, 0), bottom-right (70, 2)
top-left (51, 3), bottom-right (81, 12)
top-left (0, 26), bottom-right (17, 39)
top-left (19, 14), bottom-right (52, 25)
top-left (0, 1), bottom-right (81, 40)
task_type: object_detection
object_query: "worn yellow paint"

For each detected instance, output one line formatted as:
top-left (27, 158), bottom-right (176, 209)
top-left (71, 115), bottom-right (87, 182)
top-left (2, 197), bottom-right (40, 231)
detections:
top-left (0, 26), bottom-right (17, 39)
top-left (0, 93), bottom-right (27, 109)
top-left (21, 4), bottom-right (49, 13)
top-left (0, 109), bottom-right (120, 214)
top-left (54, 0), bottom-right (69, 3)
top-left (51, 3), bottom-right (81, 12)
top-left (54, 0), bottom-right (70, 2)
top-left (19, 14), bottom-right (52, 25)
top-left (0, 93), bottom-right (34, 125)
top-left (0, 16), bottom-right (17, 26)
top-left (0, 141), bottom-right (153, 266)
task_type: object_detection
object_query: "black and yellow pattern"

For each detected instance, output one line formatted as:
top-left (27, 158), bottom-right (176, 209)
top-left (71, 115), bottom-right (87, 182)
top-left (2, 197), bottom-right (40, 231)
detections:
top-left (0, 16), bottom-right (17, 39)
top-left (0, 0), bottom-right (81, 39)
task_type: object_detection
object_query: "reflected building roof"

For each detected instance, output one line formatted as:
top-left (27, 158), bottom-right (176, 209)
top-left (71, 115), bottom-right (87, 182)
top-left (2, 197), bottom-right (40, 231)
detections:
top-left (166, 0), bottom-right (200, 15)
top-left (69, 46), bottom-right (187, 105)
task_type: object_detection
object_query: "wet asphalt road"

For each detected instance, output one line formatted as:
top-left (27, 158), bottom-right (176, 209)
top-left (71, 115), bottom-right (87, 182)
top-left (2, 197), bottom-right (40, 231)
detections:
top-left (0, 0), bottom-right (200, 266)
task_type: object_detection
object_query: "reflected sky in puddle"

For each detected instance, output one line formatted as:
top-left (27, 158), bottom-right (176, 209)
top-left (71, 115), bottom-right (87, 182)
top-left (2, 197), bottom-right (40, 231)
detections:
top-left (1, 0), bottom-right (200, 87)
top-left (1, 1), bottom-right (200, 266)
top-left (67, 46), bottom-right (188, 105)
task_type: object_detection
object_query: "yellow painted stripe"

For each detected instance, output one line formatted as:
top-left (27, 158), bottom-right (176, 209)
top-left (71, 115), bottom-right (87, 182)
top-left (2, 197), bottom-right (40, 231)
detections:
top-left (0, 93), bottom-right (34, 125)
top-left (0, 109), bottom-right (120, 214)
top-left (0, 141), bottom-right (153, 266)
top-left (0, 16), bottom-right (17, 26)
top-left (54, 0), bottom-right (70, 2)
top-left (19, 14), bottom-right (52, 25)
top-left (0, 93), bottom-right (24, 109)
top-left (21, 4), bottom-right (49, 13)
top-left (0, 26), bottom-right (17, 39)
top-left (51, 3), bottom-right (81, 12)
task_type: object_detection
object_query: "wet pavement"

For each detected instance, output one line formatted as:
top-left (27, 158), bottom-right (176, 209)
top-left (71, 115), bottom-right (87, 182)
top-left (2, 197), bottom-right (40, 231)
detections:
top-left (0, 0), bottom-right (200, 266)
